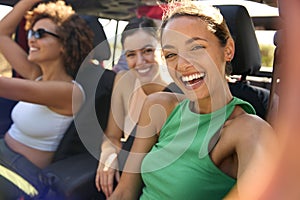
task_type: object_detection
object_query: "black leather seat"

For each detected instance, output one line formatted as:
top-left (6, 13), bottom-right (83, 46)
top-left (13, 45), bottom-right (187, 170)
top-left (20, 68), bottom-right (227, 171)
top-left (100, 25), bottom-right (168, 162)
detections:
top-left (216, 5), bottom-right (270, 119)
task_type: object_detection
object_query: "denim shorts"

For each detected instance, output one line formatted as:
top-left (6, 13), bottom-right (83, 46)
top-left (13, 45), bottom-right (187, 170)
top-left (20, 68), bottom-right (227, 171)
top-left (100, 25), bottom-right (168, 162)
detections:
top-left (0, 139), bottom-right (50, 200)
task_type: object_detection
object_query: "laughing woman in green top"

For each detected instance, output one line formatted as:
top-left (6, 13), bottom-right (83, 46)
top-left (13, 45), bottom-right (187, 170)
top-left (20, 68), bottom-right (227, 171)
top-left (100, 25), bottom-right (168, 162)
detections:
top-left (108, 1), bottom-right (277, 200)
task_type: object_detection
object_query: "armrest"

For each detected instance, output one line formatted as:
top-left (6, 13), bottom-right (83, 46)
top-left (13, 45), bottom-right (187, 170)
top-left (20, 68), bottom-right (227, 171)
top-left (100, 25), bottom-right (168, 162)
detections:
top-left (43, 153), bottom-right (104, 200)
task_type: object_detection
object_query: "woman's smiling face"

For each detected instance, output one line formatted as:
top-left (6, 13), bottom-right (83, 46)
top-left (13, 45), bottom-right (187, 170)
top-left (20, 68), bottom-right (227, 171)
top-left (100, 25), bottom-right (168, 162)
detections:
top-left (27, 18), bottom-right (63, 65)
top-left (123, 30), bottom-right (160, 84)
top-left (161, 16), bottom-right (232, 101)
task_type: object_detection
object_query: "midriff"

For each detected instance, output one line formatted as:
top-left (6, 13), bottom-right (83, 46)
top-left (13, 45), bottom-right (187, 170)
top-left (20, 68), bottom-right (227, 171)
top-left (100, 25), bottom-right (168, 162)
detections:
top-left (4, 133), bottom-right (54, 168)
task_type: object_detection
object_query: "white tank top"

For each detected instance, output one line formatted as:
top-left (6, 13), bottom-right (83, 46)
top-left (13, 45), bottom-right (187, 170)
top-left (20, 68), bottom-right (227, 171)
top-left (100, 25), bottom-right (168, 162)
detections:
top-left (8, 80), bottom-right (84, 151)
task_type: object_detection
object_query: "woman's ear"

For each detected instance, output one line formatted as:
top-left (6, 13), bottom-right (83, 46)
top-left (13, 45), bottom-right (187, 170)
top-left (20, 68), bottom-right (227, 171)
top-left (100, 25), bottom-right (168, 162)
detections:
top-left (224, 38), bottom-right (235, 62)
top-left (60, 46), bottom-right (65, 54)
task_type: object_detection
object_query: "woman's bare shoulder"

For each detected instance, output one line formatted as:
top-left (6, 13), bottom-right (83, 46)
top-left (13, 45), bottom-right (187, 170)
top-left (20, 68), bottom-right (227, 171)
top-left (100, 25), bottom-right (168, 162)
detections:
top-left (115, 71), bottom-right (133, 83)
top-left (144, 92), bottom-right (185, 115)
top-left (231, 112), bottom-right (273, 132)
top-left (224, 109), bottom-right (275, 148)
top-left (113, 71), bottom-right (136, 91)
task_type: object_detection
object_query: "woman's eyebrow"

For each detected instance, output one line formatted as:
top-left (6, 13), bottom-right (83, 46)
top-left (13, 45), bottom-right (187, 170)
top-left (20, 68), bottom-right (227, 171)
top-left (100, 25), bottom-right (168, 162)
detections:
top-left (124, 44), bottom-right (155, 54)
top-left (143, 44), bottom-right (155, 48)
top-left (186, 37), bottom-right (208, 45)
top-left (162, 37), bottom-right (208, 50)
top-left (162, 44), bottom-right (175, 50)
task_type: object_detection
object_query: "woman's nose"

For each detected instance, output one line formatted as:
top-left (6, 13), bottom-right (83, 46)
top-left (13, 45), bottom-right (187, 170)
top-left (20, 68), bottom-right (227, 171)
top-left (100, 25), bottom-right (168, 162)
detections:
top-left (136, 51), bottom-right (146, 66)
top-left (27, 36), bottom-right (37, 44)
top-left (177, 53), bottom-right (192, 72)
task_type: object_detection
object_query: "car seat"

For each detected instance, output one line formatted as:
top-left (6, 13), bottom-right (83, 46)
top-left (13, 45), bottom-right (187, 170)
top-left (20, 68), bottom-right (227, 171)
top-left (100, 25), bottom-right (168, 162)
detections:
top-left (216, 5), bottom-right (270, 119)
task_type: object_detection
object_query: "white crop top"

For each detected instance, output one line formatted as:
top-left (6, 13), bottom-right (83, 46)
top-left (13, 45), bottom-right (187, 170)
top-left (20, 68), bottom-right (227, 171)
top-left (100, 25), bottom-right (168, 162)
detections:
top-left (8, 80), bottom-right (85, 152)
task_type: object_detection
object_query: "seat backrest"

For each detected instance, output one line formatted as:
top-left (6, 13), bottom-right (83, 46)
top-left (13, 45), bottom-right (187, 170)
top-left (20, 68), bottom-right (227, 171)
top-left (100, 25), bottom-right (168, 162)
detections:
top-left (216, 5), bottom-right (270, 119)
top-left (216, 5), bottom-right (261, 80)
top-left (52, 15), bottom-right (115, 161)
top-left (79, 15), bottom-right (111, 62)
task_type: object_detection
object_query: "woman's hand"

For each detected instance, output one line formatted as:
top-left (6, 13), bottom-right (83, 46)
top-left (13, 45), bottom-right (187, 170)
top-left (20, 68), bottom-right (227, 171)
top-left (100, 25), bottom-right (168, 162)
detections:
top-left (95, 152), bottom-right (120, 198)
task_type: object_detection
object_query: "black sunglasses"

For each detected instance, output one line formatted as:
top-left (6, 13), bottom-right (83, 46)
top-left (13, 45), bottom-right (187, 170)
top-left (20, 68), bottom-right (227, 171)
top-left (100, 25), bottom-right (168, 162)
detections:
top-left (27, 28), bottom-right (60, 39)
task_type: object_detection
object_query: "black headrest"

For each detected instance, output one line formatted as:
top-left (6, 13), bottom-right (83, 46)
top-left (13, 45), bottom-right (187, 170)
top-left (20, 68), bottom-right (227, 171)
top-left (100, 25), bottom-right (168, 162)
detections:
top-left (216, 5), bottom-right (261, 76)
top-left (80, 15), bottom-right (111, 61)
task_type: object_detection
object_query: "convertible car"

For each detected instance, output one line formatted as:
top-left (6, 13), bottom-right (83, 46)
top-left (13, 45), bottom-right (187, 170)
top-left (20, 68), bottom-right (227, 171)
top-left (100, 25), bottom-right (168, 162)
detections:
top-left (1, 0), bottom-right (299, 199)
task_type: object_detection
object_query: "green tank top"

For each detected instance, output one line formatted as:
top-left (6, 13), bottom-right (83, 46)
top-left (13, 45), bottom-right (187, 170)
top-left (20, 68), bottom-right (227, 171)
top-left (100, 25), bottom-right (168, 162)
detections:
top-left (140, 97), bottom-right (255, 200)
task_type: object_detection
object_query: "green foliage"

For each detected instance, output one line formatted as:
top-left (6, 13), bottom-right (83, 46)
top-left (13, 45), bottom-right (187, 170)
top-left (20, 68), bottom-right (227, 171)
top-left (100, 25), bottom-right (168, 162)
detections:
top-left (260, 44), bottom-right (275, 67)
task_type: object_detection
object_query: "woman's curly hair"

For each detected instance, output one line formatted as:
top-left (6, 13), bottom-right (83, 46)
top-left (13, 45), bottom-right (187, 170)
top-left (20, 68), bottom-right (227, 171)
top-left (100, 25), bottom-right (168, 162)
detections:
top-left (25, 1), bottom-right (94, 78)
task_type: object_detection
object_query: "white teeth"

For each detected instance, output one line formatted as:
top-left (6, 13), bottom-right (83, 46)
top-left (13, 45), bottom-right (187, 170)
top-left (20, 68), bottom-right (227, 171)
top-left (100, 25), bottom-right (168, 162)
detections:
top-left (30, 47), bottom-right (38, 51)
top-left (182, 72), bottom-right (205, 82)
top-left (137, 67), bottom-right (150, 74)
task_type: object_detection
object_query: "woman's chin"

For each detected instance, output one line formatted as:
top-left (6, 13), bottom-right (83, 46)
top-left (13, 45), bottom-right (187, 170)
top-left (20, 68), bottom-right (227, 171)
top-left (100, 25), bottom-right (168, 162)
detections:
top-left (137, 70), bottom-right (160, 84)
top-left (27, 55), bottom-right (38, 63)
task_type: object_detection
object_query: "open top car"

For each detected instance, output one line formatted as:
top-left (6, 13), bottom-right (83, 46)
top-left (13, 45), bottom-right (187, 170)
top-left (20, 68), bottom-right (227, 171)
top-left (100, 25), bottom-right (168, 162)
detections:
top-left (1, 0), bottom-right (295, 199)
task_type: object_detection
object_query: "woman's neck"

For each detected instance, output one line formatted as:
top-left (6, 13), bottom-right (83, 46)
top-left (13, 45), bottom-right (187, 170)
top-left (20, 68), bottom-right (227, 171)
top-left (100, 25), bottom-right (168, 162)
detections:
top-left (39, 61), bottom-right (72, 82)
top-left (191, 89), bottom-right (233, 114)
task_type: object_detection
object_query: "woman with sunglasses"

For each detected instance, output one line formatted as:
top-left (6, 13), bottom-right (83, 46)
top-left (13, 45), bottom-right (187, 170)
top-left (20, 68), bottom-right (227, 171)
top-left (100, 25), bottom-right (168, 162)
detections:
top-left (0, 0), bottom-right (93, 198)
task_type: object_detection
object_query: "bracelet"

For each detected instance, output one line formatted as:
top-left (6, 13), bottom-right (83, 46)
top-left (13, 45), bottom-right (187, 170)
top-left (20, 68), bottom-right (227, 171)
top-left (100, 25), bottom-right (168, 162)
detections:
top-left (103, 153), bottom-right (118, 171)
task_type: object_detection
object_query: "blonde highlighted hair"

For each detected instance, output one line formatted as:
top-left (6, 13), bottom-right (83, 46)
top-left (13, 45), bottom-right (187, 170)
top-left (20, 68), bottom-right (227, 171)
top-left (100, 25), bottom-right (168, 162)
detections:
top-left (160, 0), bottom-right (231, 47)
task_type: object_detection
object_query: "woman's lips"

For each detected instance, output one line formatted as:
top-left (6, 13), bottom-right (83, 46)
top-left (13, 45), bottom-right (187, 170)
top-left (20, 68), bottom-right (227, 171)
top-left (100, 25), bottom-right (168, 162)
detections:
top-left (181, 72), bottom-right (206, 89)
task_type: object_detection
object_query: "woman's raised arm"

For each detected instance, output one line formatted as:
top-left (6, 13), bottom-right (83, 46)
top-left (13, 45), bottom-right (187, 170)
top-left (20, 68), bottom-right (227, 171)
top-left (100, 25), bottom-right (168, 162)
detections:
top-left (0, 0), bottom-right (41, 79)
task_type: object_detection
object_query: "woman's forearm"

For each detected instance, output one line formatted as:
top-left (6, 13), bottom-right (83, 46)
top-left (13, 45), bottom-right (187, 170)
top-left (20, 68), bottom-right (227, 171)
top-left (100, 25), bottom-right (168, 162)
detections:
top-left (108, 172), bottom-right (143, 200)
top-left (101, 136), bottom-right (122, 155)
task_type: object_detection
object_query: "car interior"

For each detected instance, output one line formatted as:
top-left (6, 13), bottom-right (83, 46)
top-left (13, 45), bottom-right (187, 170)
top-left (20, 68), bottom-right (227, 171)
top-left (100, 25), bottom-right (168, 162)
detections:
top-left (0, 0), bottom-right (282, 199)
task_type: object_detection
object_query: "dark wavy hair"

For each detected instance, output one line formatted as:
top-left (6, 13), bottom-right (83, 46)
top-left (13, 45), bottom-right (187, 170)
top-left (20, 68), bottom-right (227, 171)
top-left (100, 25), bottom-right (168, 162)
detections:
top-left (25, 1), bottom-right (94, 78)
top-left (121, 17), bottom-right (158, 47)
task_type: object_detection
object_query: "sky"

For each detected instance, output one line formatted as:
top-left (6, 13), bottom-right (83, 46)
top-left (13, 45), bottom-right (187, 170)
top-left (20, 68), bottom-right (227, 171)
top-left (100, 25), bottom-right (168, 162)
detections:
top-left (0, 5), bottom-right (12, 20)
